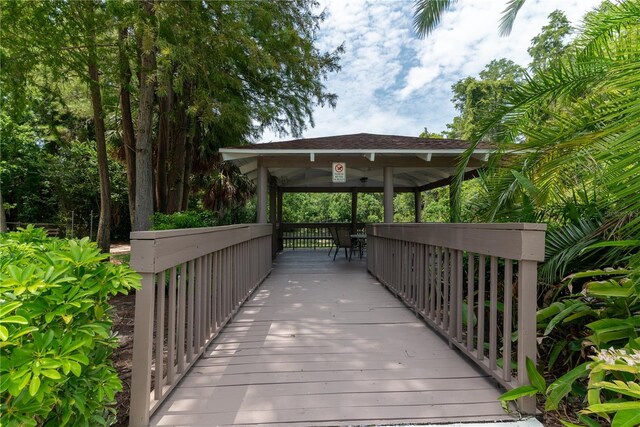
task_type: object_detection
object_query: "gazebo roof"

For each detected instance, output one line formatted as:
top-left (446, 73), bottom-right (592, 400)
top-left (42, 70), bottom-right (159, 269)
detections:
top-left (220, 133), bottom-right (491, 192)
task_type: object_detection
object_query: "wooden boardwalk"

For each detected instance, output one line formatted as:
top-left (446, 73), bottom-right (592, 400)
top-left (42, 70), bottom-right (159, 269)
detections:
top-left (150, 250), bottom-right (517, 426)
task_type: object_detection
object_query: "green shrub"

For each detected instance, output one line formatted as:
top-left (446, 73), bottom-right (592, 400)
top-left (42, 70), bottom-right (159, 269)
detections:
top-left (0, 226), bottom-right (140, 426)
top-left (151, 210), bottom-right (217, 230)
top-left (500, 251), bottom-right (640, 425)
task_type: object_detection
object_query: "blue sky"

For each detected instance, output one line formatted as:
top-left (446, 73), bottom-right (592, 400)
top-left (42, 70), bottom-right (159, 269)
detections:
top-left (260, 0), bottom-right (602, 142)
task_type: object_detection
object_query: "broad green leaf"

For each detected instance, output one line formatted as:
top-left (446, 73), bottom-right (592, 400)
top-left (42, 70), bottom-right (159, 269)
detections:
top-left (0, 301), bottom-right (22, 317)
top-left (29, 375), bottom-right (40, 396)
top-left (0, 325), bottom-right (8, 341)
top-left (526, 358), bottom-right (546, 392)
top-left (0, 315), bottom-right (29, 325)
top-left (545, 301), bottom-right (585, 336)
top-left (578, 414), bottom-right (602, 427)
top-left (593, 380), bottom-right (640, 399)
top-left (612, 409), bottom-right (640, 427)
top-left (586, 281), bottom-right (633, 298)
top-left (590, 363), bottom-right (640, 375)
top-left (498, 385), bottom-right (539, 401)
top-left (546, 362), bottom-right (589, 410)
top-left (587, 401), bottom-right (640, 413)
top-left (569, 269), bottom-right (630, 279)
top-left (40, 369), bottom-right (61, 380)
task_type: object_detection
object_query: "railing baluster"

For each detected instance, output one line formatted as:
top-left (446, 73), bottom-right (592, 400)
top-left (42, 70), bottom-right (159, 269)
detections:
top-left (466, 253), bottom-right (475, 352)
top-left (503, 258), bottom-right (513, 381)
top-left (154, 271), bottom-right (165, 400)
top-left (489, 256), bottom-right (498, 372)
top-left (456, 250), bottom-right (463, 342)
top-left (477, 254), bottom-right (485, 361)
top-left (187, 260), bottom-right (195, 362)
top-left (435, 246), bottom-right (442, 325)
top-left (443, 248), bottom-right (450, 333)
top-left (177, 262), bottom-right (186, 374)
top-left (429, 245), bottom-right (436, 320)
top-left (167, 266), bottom-right (177, 385)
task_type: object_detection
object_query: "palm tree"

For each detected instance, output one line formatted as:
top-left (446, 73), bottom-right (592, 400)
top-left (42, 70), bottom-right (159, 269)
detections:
top-left (413, 0), bottom-right (527, 37)
top-left (452, 0), bottom-right (640, 283)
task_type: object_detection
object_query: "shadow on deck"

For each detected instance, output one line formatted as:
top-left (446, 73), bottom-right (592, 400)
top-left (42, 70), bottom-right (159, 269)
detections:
top-left (150, 250), bottom-right (526, 426)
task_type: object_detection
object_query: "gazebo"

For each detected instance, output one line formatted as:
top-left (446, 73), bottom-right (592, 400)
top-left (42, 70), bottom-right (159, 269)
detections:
top-left (220, 133), bottom-right (492, 251)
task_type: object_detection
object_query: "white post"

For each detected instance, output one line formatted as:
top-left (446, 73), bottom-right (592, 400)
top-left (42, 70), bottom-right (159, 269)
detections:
top-left (257, 164), bottom-right (268, 223)
top-left (383, 166), bottom-right (393, 223)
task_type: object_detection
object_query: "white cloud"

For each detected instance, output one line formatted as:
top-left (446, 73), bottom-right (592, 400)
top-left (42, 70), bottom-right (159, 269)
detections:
top-left (260, 0), bottom-right (602, 143)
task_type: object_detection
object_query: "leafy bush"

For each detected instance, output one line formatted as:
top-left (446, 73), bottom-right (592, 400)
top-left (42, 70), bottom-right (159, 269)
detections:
top-left (152, 203), bottom-right (257, 231)
top-left (0, 226), bottom-right (140, 426)
top-left (500, 253), bottom-right (640, 426)
top-left (152, 210), bottom-right (217, 230)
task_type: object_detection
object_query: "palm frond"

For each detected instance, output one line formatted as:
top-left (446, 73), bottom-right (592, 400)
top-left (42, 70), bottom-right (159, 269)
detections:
top-left (498, 0), bottom-right (526, 36)
top-left (541, 219), bottom-right (601, 285)
top-left (413, 0), bottom-right (457, 38)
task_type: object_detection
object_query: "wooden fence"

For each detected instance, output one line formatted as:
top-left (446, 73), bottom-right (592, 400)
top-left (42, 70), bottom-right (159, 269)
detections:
top-left (128, 224), bottom-right (273, 427)
top-left (367, 223), bottom-right (546, 414)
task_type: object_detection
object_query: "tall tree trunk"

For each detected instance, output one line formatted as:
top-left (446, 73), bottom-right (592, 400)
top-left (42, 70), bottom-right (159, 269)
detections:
top-left (134, 0), bottom-right (157, 231)
top-left (118, 27), bottom-right (136, 229)
top-left (167, 81), bottom-right (191, 214)
top-left (88, 60), bottom-right (111, 253)
top-left (0, 188), bottom-right (7, 233)
top-left (181, 122), bottom-right (197, 211)
top-left (156, 84), bottom-right (172, 213)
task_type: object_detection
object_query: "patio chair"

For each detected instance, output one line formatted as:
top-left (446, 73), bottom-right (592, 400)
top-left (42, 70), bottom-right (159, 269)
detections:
top-left (333, 228), bottom-right (355, 261)
top-left (327, 226), bottom-right (338, 256)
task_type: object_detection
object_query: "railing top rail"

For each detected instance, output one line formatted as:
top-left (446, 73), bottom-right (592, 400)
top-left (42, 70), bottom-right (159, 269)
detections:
top-left (367, 222), bottom-right (546, 261)
top-left (368, 222), bottom-right (547, 231)
top-left (130, 223), bottom-right (271, 240)
top-left (130, 223), bottom-right (272, 273)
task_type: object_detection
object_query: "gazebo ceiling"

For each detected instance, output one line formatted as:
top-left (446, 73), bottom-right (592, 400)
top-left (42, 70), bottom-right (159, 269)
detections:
top-left (220, 133), bottom-right (492, 192)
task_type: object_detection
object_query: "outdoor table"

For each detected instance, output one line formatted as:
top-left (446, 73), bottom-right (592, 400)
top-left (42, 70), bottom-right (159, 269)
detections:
top-left (350, 233), bottom-right (367, 259)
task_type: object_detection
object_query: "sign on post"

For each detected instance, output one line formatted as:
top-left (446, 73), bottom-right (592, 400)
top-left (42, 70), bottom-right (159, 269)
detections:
top-left (332, 162), bottom-right (346, 183)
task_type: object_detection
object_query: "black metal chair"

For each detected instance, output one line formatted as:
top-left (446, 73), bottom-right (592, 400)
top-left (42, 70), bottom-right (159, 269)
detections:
top-left (327, 226), bottom-right (338, 256)
top-left (333, 228), bottom-right (355, 261)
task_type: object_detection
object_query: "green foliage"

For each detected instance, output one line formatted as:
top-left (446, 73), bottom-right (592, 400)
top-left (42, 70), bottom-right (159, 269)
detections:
top-left (152, 210), bottom-right (217, 230)
top-left (528, 10), bottom-right (572, 70)
top-left (446, 59), bottom-right (525, 142)
top-left (0, 226), bottom-right (140, 426)
top-left (501, 259), bottom-right (639, 422)
top-left (0, 113), bottom-right (56, 223)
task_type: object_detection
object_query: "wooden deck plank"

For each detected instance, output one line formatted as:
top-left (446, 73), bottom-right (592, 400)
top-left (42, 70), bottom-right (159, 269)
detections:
top-left (151, 250), bottom-right (515, 426)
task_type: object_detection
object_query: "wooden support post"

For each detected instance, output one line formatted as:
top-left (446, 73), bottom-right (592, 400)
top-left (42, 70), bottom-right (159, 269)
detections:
top-left (257, 164), bottom-right (268, 223)
top-left (383, 166), bottom-right (393, 223)
top-left (351, 188), bottom-right (358, 233)
top-left (269, 181), bottom-right (277, 259)
top-left (129, 270), bottom-right (155, 427)
top-left (414, 189), bottom-right (421, 223)
top-left (517, 260), bottom-right (538, 414)
top-left (277, 190), bottom-right (283, 251)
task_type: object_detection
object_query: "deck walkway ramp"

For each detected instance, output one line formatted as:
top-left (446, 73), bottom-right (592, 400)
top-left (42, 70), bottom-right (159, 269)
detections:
top-left (150, 250), bottom-right (521, 426)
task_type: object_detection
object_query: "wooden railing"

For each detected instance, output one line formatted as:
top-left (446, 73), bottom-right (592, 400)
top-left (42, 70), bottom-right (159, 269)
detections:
top-left (128, 224), bottom-right (273, 427)
top-left (280, 222), bottom-right (365, 249)
top-left (367, 223), bottom-right (546, 414)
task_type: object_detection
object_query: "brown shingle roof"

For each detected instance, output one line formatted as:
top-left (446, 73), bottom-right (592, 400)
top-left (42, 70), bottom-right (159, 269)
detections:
top-left (228, 133), bottom-right (491, 150)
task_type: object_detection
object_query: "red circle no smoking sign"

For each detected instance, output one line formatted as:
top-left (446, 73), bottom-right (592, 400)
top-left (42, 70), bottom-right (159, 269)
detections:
top-left (335, 164), bottom-right (344, 173)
